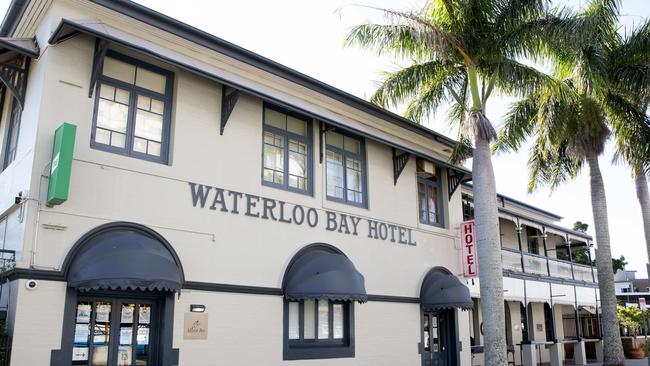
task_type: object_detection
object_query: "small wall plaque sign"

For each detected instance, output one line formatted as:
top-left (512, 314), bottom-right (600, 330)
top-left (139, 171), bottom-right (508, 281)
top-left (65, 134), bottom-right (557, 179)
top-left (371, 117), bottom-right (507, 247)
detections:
top-left (184, 312), bottom-right (208, 340)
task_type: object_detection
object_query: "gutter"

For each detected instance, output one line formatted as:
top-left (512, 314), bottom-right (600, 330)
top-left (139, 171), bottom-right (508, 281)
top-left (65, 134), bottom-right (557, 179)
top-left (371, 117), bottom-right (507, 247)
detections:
top-left (0, 0), bottom-right (29, 37)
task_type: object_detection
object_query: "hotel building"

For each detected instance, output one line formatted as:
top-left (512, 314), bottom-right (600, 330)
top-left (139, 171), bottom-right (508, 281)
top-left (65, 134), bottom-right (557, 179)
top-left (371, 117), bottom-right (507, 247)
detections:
top-left (0, 1), bottom-right (603, 365)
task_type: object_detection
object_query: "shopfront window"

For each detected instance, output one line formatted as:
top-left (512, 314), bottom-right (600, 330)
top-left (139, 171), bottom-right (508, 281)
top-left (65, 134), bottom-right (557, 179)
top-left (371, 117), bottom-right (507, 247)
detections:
top-left (284, 299), bottom-right (354, 359)
top-left (262, 105), bottom-right (312, 194)
top-left (72, 297), bottom-right (155, 366)
top-left (325, 130), bottom-right (366, 207)
top-left (91, 51), bottom-right (173, 164)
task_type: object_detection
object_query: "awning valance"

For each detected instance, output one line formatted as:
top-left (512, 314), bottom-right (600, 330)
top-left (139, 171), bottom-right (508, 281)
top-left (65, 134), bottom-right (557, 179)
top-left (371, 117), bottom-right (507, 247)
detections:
top-left (66, 224), bottom-right (183, 292)
top-left (420, 268), bottom-right (473, 310)
top-left (283, 245), bottom-right (367, 302)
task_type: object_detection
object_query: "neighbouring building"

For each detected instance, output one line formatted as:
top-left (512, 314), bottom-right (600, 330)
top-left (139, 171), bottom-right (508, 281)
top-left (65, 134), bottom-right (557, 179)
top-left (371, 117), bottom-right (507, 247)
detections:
top-left (0, 1), bottom-right (603, 365)
top-left (615, 269), bottom-right (650, 308)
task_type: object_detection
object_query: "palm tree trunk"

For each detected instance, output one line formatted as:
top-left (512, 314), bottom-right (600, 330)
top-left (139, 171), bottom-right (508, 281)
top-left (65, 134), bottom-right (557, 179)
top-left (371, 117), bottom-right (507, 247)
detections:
top-left (473, 137), bottom-right (507, 365)
top-left (586, 152), bottom-right (625, 365)
top-left (634, 169), bottom-right (650, 271)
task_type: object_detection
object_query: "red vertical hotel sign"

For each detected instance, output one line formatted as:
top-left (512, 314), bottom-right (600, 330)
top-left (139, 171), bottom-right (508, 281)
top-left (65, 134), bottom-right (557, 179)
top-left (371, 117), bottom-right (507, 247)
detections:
top-left (460, 220), bottom-right (478, 278)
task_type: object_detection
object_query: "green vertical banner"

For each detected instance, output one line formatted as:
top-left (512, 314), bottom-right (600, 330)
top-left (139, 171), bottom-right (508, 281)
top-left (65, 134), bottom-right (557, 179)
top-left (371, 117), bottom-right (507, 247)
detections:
top-left (46, 123), bottom-right (77, 205)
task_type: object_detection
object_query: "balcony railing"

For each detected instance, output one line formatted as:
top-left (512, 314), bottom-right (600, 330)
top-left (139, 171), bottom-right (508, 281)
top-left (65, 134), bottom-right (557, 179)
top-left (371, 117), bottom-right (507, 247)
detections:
top-left (501, 247), bottom-right (597, 283)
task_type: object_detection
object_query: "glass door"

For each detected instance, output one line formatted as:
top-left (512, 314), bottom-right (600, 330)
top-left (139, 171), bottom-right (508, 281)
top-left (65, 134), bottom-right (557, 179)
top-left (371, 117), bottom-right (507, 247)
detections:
top-left (422, 312), bottom-right (449, 366)
top-left (72, 297), bottom-right (157, 366)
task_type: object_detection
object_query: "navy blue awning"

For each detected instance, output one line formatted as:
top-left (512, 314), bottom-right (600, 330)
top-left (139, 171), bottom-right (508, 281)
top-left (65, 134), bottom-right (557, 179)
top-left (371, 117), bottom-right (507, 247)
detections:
top-left (283, 246), bottom-right (367, 302)
top-left (67, 226), bottom-right (183, 292)
top-left (420, 268), bottom-right (473, 310)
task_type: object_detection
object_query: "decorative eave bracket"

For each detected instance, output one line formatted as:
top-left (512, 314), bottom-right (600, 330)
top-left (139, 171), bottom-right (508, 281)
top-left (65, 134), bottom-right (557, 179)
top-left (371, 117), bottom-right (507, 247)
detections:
top-left (88, 39), bottom-right (109, 98)
top-left (319, 121), bottom-right (336, 163)
top-left (0, 55), bottom-right (29, 110)
top-left (448, 170), bottom-right (471, 201)
top-left (220, 84), bottom-right (240, 135)
top-left (392, 148), bottom-right (411, 186)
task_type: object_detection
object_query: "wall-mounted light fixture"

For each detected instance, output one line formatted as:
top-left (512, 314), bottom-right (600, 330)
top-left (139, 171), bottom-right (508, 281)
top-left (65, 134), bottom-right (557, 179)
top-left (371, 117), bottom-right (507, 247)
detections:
top-left (190, 304), bottom-right (206, 313)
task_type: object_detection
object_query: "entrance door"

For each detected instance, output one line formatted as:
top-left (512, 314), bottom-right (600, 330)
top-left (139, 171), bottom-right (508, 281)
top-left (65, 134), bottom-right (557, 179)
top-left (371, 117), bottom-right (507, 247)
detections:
top-left (422, 311), bottom-right (453, 366)
top-left (72, 296), bottom-right (159, 366)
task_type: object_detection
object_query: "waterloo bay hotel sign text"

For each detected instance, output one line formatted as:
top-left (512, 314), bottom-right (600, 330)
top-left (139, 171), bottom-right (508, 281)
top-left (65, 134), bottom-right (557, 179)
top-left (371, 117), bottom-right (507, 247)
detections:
top-left (189, 182), bottom-right (417, 246)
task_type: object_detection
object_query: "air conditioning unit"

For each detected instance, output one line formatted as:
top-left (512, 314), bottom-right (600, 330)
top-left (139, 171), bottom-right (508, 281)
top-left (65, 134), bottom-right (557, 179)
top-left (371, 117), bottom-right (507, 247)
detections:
top-left (416, 158), bottom-right (436, 178)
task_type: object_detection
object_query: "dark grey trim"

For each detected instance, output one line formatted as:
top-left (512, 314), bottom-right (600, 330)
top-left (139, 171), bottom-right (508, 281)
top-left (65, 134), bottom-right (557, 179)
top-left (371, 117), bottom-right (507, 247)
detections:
top-left (0, 0), bottom-right (29, 37)
top-left (84, 0), bottom-right (459, 149)
top-left (366, 294), bottom-right (419, 303)
top-left (47, 18), bottom-right (471, 179)
top-left (392, 148), bottom-right (410, 186)
top-left (183, 281), bottom-right (283, 296)
top-left (219, 84), bottom-right (239, 135)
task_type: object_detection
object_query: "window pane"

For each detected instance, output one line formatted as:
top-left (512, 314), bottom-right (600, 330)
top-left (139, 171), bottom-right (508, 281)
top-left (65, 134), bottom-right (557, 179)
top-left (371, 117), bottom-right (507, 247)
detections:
top-left (418, 182), bottom-right (428, 224)
top-left (134, 137), bottom-right (147, 154)
top-left (115, 88), bottom-right (130, 105)
top-left (136, 67), bottom-right (166, 94)
top-left (326, 150), bottom-right (344, 199)
top-left (304, 301), bottom-right (316, 339)
top-left (288, 302), bottom-right (299, 340)
top-left (97, 99), bottom-right (129, 133)
top-left (326, 131), bottom-right (343, 149)
top-left (150, 99), bottom-right (164, 114)
top-left (135, 109), bottom-right (163, 143)
top-left (317, 300), bottom-right (329, 339)
top-left (427, 184), bottom-right (439, 223)
top-left (333, 303), bottom-right (344, 339)
top-left (99, 84), bottom-right (115, 100)
top-left (148, 141), bottom-right (161, 157)
top-left (92, 302), bottom-right (111, 366)
top-left (287, 116), bottom-right (307, 136)
top-left (111, 132), bottom-right (126, 149)
top-left (289, 140), bottom-right (307, 191)
top-left (102, 57), bottom-right (136, 84)
top-left (264, 108), bottom-right (286, 130)
top-left (346, 157), bottom-right (363, 203)
top-left (343, 136), bottom-right (360, 154)
top-left (263, 132), bottom-right (284, 184)
top-left (137, 95), bottom-right (151, 110)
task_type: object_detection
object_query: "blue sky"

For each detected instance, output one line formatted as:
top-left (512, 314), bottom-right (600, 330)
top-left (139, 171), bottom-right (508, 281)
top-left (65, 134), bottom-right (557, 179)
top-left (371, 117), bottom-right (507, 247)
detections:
top-left (1, 0), bottom-right (648, 275)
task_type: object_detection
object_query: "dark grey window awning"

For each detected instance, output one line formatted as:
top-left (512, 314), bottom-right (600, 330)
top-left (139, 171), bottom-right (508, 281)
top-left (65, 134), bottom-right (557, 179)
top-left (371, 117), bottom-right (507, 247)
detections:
top-left (420, 268), bottom-right (473, 310)
top-left (66, 225), bottom-right (183, 292)
top-left (283, 245), bottom-right (367, 303)
top-left (0, 37), bottom-right (39, 59)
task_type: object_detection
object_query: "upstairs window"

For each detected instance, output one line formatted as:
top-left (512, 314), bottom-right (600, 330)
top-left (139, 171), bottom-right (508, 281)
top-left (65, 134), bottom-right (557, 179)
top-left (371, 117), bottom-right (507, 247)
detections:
top-left (526, 226), bottom-right (540, 255)
top-left (325, 130), bottom-right (366, 207)
top-left (91, 51), bottom-right (173, 163)
top-left (417, 160), bottom-right (444, 227)
top-left (2, 95), bottom-right (21, 170)
top-left (262, 105), bottom-right (312, 194)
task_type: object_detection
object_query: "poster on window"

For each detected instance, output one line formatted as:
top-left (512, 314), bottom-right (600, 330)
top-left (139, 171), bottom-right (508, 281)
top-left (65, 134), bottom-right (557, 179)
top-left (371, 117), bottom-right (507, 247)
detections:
top-left (121, 306), bottom-right (134, 324)
top-left (72, 347), bottom-right (89, 361)
top-left (139, 306), bottom-right (150, 324)
top-left (96, 304), bottom-right (110, 323)
top-left (76, 304), bottom-right (91, 323)
top-left (120, 328), bottom-right (133, 345)
top-left (117, 346), bottom-right (132, 366)
top-left (74, 324), bottom-right (90, 344)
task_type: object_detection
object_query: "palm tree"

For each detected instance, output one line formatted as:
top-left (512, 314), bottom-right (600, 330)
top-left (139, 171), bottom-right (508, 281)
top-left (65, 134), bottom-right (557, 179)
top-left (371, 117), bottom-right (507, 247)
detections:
top-left (343, 1), bottom-right (569, 364)
top-left (495, 1), bottom-right (650, 363)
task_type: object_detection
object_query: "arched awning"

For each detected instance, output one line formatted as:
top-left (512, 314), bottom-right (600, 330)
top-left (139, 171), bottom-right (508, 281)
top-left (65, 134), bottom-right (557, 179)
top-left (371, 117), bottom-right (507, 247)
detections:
top-left (420, 267), bottom-right (473, 310)
top-left (283, 244), bottom-right (367, 302)
top-left (65, 223), bottom-right (184, 292)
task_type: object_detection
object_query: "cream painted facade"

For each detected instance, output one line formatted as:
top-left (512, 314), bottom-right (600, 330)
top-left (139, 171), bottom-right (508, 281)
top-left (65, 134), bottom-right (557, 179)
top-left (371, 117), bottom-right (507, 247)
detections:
top-left (0, 1), bottom-right (602, 366)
